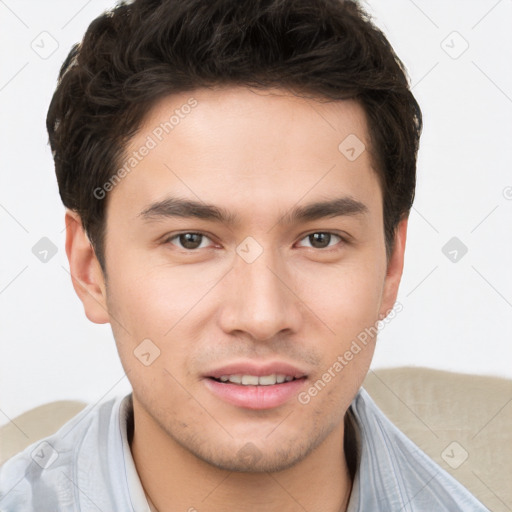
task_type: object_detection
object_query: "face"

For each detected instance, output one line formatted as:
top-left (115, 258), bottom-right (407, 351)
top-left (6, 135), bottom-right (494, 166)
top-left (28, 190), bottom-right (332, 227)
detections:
top-left (69, 86), bottom-right (406, 473)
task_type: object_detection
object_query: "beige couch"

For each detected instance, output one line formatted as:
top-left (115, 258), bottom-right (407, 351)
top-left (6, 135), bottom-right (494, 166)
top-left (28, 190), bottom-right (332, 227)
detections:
top-left (1, 367), bottom-right (510, 511)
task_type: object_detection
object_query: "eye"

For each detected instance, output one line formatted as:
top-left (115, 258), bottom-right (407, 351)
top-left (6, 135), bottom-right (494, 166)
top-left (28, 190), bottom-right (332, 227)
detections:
top-left (297, 232), bottom-right (344, 250)
top-left (165, 232), bottom-right (214, 250)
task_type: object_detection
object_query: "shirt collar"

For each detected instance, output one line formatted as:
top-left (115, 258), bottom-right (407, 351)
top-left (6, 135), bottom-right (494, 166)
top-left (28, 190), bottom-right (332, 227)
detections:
top-left (118, 393), bottom-right (154, 512)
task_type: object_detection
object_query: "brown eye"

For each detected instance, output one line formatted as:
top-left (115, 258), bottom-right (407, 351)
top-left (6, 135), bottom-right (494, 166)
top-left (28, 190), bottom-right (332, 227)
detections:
top-left (167, 232), bottom-right (212, 250)
top-left (298, 232), bottom-right (343, 249)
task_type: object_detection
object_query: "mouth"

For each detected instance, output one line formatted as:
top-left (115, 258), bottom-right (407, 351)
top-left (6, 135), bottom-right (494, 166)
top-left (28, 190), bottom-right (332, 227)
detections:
top-left (203, 362), bottom-right (309, 410)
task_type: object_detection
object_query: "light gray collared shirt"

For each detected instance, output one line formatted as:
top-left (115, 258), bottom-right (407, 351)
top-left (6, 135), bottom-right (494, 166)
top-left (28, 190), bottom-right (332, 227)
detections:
top-left (0, 388), bottom-right (489, 511)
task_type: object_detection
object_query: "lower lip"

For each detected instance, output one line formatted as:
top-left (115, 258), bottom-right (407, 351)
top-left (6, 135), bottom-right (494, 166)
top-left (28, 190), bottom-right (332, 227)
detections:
top-left (203, 377), bottom-right (307, 410)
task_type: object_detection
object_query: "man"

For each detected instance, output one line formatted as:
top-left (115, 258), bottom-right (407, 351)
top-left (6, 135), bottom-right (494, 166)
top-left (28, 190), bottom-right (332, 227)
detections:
top-left (0, 0), bottom-right (489, 510)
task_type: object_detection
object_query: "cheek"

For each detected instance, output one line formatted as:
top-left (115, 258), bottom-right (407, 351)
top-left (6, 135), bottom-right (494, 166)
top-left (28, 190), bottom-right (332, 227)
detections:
top-left (300, 258), bottom-right (385, 338)
top-left (106, 259), bottom-right (207, 335)
top-left (105, 261), bottom-right (220, 380)
top-left (296, 257), bottom-right (384, 397)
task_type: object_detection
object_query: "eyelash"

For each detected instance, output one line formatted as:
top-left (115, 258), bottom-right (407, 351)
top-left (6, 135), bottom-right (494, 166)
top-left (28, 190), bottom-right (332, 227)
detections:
top-left (163, 231), bottom-right (347, 252)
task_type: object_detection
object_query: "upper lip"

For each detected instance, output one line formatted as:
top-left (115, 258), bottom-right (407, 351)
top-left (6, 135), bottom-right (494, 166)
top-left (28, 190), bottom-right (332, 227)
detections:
top-left (205, 361), bottom-right (309, 379)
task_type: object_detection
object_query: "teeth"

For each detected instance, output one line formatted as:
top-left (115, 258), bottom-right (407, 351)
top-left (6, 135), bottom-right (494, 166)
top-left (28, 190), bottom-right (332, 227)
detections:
top-left (216, 374), bottom-right (296, 386)
top-left (258, 374), bottom-right (277, 385)
top-left (241, 375), bottom-right (259, 385)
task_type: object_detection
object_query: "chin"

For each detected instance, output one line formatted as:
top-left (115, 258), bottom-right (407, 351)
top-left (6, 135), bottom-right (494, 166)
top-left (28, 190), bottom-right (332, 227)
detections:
top-left (181, 430), bottom-right (326, 474)
top-left (200, 448), bottom-right (308, 474)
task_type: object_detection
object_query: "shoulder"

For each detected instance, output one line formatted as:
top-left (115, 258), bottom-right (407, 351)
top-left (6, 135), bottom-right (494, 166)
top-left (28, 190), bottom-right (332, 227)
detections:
top-left (0, 395), bottom-right (127, 512)
top-left (348, 388), bottom-right (490, 512)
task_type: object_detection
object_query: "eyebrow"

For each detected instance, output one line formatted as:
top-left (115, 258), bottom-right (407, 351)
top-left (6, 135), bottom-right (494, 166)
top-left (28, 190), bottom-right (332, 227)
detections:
top-left (138, 195), bottom-right (368, 226)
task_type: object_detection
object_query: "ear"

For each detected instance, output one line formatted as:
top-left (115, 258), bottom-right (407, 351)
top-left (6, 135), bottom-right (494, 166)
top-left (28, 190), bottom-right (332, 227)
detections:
top-left (65, 209), bottom-right (110, 324)
top-left (378, 217), bottom-right (408, 319)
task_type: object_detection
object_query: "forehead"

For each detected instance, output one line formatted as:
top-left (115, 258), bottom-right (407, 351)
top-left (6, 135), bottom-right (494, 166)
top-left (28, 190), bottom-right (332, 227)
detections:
top-left (107, 86), bottom-right (381, 224)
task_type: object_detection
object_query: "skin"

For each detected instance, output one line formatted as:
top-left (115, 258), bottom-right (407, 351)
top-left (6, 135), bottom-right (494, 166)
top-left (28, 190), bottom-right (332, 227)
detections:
top-left (65, 86), bottom-right (407, 512)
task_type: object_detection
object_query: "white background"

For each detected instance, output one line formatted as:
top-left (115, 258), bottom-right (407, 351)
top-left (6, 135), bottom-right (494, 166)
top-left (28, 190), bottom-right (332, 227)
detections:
top-left (1, 0), bottom-right (511, 422)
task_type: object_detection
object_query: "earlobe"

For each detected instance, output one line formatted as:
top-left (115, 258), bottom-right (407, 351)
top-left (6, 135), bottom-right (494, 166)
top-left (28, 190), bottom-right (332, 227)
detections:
top-left (379, 217), bottom-right (408, 320)
top-left (65, 210), bottom-right (110, 324)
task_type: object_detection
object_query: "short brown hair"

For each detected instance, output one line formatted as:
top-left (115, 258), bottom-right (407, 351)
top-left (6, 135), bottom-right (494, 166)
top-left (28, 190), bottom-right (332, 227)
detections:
top-left (47, 0), bottom-right (422, 273)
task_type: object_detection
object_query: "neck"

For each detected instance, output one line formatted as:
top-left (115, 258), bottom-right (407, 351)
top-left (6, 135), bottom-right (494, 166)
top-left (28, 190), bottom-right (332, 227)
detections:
top-left (130, 399), bottom-right (354, 512)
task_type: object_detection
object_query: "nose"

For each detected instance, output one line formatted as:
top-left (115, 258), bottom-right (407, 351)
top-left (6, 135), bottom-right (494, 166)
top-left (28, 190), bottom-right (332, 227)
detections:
top-left (217, 245), bottom-right (303, 341)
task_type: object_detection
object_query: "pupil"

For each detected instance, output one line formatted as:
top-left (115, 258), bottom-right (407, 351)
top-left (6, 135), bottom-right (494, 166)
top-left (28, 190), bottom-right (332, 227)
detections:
top-left (180, 233), bottom-right (202, 249)
top-left (310, 233), bottom-right (330, 248)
